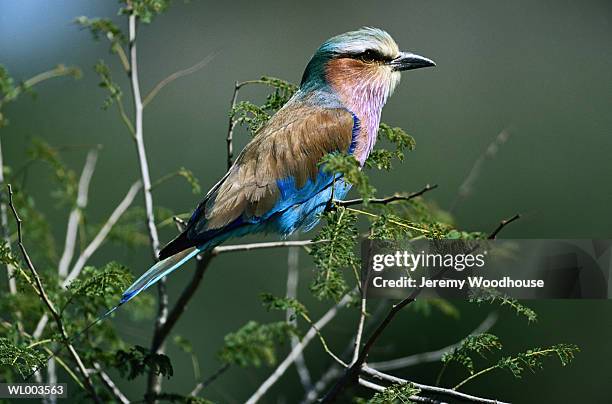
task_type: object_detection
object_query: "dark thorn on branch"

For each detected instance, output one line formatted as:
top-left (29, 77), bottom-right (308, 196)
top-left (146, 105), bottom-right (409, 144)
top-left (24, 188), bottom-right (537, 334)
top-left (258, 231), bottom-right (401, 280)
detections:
top-left (487, 213), bottom-right (520, 239)
top-left (336, 184), bottom-right (438, 208)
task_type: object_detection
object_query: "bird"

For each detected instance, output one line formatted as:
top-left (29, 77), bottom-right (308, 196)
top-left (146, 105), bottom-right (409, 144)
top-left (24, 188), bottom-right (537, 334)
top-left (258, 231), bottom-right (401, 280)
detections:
top-left (120, 27), bottom-right (435, 304)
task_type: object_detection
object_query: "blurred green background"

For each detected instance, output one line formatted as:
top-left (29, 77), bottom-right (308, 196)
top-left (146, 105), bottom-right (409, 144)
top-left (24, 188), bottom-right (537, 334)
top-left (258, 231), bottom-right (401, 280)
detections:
top-left (1, 0), bottom-right (611, 402)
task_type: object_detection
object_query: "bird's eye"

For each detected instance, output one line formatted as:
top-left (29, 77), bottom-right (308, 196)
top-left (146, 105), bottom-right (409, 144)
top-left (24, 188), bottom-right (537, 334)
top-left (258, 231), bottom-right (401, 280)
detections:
top-left (356, 49), bottom-right (381, 63)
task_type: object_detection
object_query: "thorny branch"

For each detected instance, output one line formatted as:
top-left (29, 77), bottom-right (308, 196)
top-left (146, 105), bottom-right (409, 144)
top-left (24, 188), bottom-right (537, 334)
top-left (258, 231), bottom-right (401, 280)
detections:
top-left (487, 213), bottom-right (521, 239)
top-left (337, 184), bottom-right (438, 207)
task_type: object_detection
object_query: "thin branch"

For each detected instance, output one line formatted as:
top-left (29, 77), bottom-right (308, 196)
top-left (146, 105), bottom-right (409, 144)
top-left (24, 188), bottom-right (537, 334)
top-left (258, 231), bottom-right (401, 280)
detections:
top-left (352, 296), bottom-right (367, 365)
top-left (143, 53), bottom-right (216, 107)
top-left (337, 184), bottom-right (438, 207)
top-left (0, 65), bottom-right (80, 107)
top-left (369, 312), bottom-right (498, 371)
top-left (124, 6), bottom-right (165, 397)
top-left (246, 292), bottom-right (354, 404)
top-left (0, 139), bottom-right (21, 332)
top-left (362, 366), bottom-right (508, 404)
top-left (450, 129), bottom-right (511, 212)
top-left (225, 79), bottom-right (272, 169)
top-left (487, 213), bottom-right (520, 239)
top-left (286, 240), bottom-right (313, 391)
top-left (211, 239), bottom-right (325, 255)
top-left (190, 363), bottom-right (230, 396)
top-left (58, 148), bottom-right (99, 278)
top-left (7, 185), bottom-right (100, 403)
top-left (93, 362), bottom-right (130, 404)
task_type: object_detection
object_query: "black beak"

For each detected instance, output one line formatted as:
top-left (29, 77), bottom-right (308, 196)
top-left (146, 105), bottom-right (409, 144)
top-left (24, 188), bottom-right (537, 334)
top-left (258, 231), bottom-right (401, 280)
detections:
top-left (390, 51), bottom-right (436, 71)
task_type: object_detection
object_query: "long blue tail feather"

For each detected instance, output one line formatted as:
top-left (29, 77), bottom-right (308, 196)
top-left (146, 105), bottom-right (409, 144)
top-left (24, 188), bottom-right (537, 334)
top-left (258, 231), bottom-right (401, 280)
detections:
top-left (120, 246), bottom-right (201, 304)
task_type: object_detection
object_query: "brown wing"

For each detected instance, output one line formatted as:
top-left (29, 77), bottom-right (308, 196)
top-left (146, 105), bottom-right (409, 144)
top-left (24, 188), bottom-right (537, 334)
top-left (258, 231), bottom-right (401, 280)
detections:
top-left (200, 102), bottom-right (355, 231)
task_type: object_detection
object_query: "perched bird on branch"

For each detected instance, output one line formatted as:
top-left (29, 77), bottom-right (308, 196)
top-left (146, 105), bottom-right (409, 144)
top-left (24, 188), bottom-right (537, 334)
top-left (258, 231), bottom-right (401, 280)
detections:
top-left (121, 27), bottom-right (434, 303)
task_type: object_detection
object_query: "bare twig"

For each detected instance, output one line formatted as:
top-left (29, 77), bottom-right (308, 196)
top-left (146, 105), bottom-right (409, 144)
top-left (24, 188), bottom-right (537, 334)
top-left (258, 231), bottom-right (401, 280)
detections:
top-left (33, 181), bottom-right (142, 339)
top-left (0, 142), bottom-right (21, 331)
top-left (487, 213), bottom-right (520, 239)
top-left (143, 53), bottom-right (216, 107)
top-left (450, 129), bottom-right (511, 212)
top-left (211, 239), bottom-right (325, 255)
top-left (362, 366), bottom-right (508, 404)
top-left (7, 185), bottom-right (100, 402)
top-left (286, 241), bottom-right (313, 391)
top-left (0, 65), bottom-right (80, 107)
top-left (190, 363), bottom-right (231, 396)
top-left (337, 184), bottom-right (438, 207)
top-left (58, 148), bottom-right (99, 278)
top-left (246, 292), bottom-right (353, 404)
top-left (369, 312), bottom-right (498, 371)
top-left (352, 296), bottom-right (367, 365)
top-left (93, 362), bottom-right (130, 404)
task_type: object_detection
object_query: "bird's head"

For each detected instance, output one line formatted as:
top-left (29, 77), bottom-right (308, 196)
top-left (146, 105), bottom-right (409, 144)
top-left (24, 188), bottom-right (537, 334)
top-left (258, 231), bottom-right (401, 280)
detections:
top-left (300, 27), bottom-right (435, 105)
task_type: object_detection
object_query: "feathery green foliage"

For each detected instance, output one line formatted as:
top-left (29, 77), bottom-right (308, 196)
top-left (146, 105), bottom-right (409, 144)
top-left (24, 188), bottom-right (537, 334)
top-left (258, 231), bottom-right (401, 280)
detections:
top-left (231, 76), bottom-right (297, 135)
top-left (320, 153), bottom-right (375, 201)
top-left (260, 293), bottom-right (308, 320)
top-left (309, 207), bottom-right (359, 301)
top-left (0, 338), bottom-right (46, 379)
top-left (121, 0), bottom-right (171, 23)
top-left (75, 17), bottom-right (125, 45)
top-left (442, 333), bottom-right (503, 374)
top-left (219, 321), bottom-right (296, 367)
top-left (469, 288), bottom-right (538, 322)
top-left (363, 383), bottom-right (420, 404)
top-left (95, 60), bottom-right (123, 110)
top-left (496, 344), bottom-right (579, 378)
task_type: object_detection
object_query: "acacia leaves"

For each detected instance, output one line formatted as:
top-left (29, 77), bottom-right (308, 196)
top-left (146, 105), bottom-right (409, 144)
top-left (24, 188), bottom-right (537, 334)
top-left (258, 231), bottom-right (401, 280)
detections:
top-left (309, 207), bottom-right (359, 301)
top-left (0, 338), bottom-right (46, 379)
top-left (218, 321), bottom-right (296, 367)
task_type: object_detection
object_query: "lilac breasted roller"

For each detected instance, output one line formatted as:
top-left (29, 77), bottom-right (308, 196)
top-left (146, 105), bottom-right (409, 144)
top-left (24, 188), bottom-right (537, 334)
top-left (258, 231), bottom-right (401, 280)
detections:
top-left (121, 27), bottom-right (435, 304)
